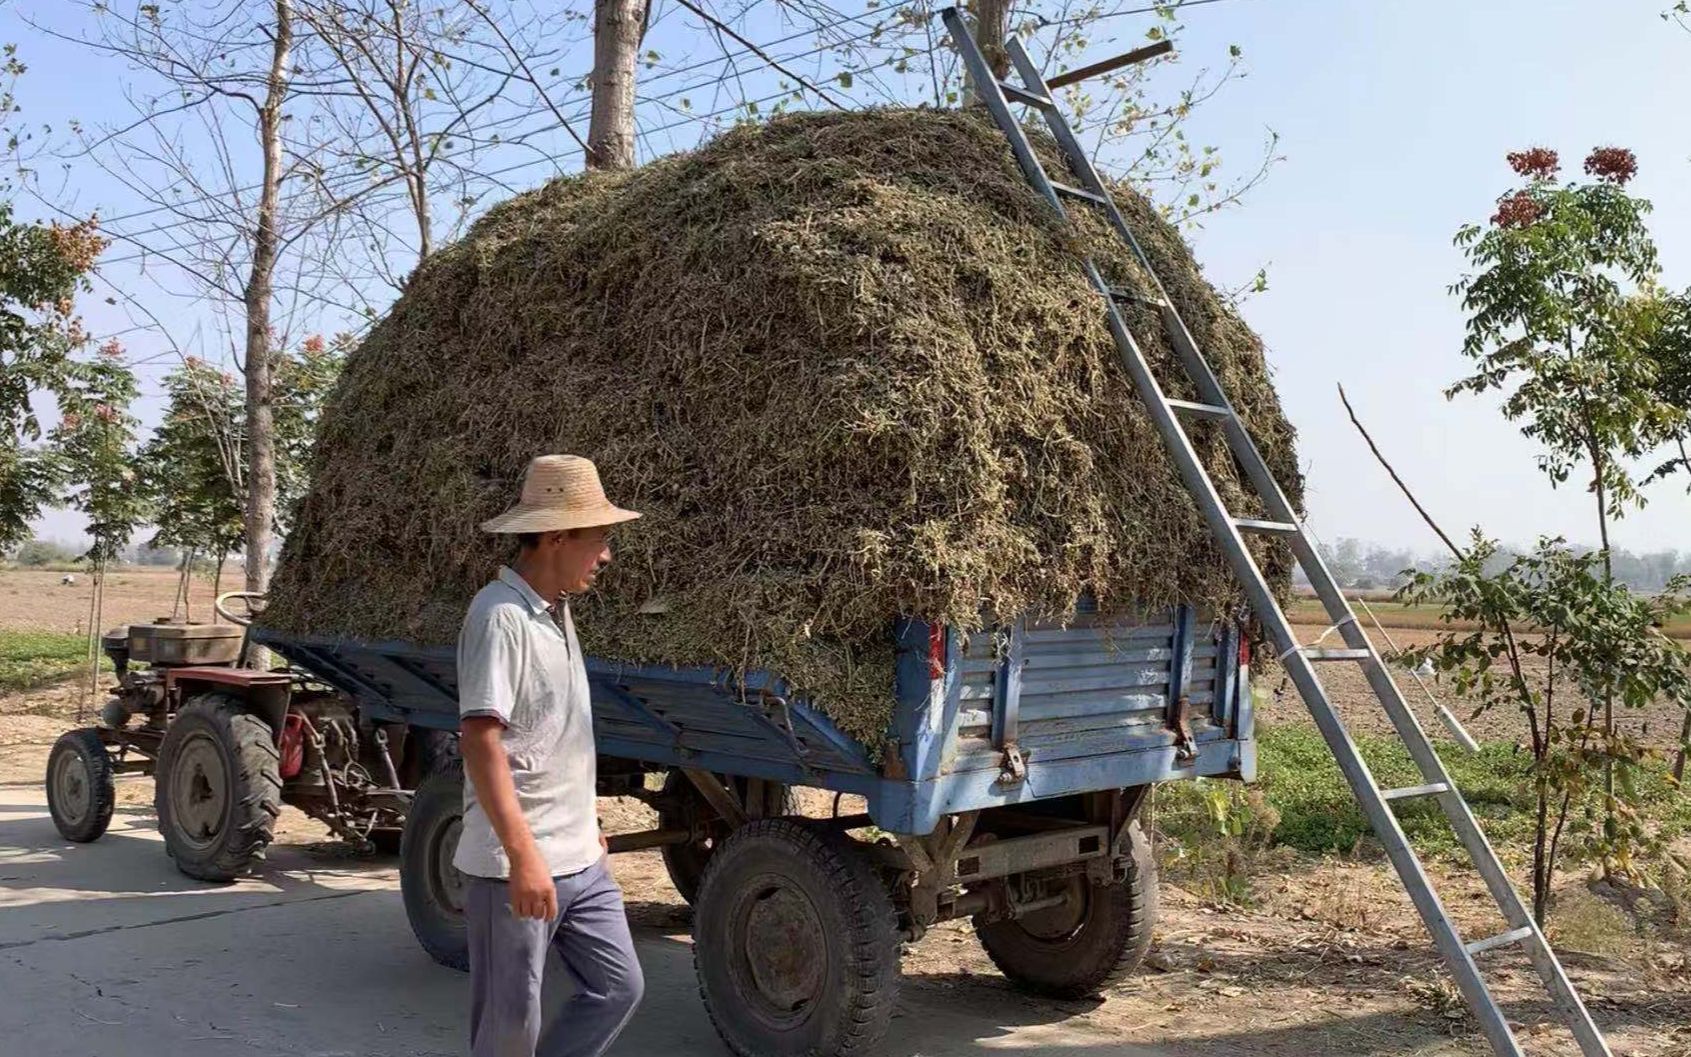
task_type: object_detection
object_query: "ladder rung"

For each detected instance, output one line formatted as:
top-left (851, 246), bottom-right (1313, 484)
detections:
top-left (1381, 782), bottom-right (1450, 802)
top-left (1233, 518), bottom-right (1299, 537)
top-left (1464, 925), bottom-right (1535, 957)
top-left (998, 82), bottom-right (1054, 108)
top-left (1051, 181), bottom-right (1108, 205)
top-left (1302, 648), bottom-right (1372, 662)
top-left (1106, 286), bottom-right (1168, 309)
top-left (1166, 399), bottom-right (1231, 420)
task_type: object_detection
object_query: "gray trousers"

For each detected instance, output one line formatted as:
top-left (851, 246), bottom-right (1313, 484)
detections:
top-left (466, 858), bottom-right (645, 1057)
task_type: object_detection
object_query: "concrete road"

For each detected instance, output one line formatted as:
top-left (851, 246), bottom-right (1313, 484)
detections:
top-left (0, 782), bottom-right (1159, 1057)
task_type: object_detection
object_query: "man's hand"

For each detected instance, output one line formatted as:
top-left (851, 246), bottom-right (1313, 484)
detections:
top-left (599, 828), bottom-right (609, 855)
top-left (509, 851), bottom-right (558, 921)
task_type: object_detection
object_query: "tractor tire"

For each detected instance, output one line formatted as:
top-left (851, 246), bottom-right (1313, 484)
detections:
top-left (973, 820), bottom-right (1158, 998)
top-left (401, 762), bottom-right (469, 971)
top-left (659, 769), bottom-right (797, 905)
top-left (154, 693), bottom-right (282, 882)
top-left (46, 728), bottom-right (116, 843)
top-left (694, 819), bottom-right (900, 1057)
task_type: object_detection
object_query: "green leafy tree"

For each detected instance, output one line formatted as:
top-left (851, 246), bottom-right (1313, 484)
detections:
top-left (1450, 146), bottom-right (1690, 835)
top-left (1400, 537), bottom-right (1691, 922)
top-left (272, 332), bottom-right (345, 535)
top-left (51, 340), bottom-right (144, 565)
top-left (137, 358), bottom-right (245, 603)
top-left (0, 46), bottom-right (107, 551)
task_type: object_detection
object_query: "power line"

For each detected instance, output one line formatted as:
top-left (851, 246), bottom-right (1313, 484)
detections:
top-left (79, 1), bottom-right (928, 234)
top-left (92, 14), bottom-right (920, 263)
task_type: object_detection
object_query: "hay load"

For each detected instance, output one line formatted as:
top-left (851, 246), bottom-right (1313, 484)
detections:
top-left (263, 107), bottom-right (1301, 745)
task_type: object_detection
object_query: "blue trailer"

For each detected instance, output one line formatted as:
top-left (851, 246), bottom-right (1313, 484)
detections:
top-left (244, 598), bottom-right (1253, 1057)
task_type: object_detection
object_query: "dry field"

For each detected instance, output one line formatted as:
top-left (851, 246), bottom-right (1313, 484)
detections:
top-left (0, 566), bottom-right (233, 635)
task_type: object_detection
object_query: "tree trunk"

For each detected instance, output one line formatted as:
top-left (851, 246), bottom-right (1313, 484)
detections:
top-left (212, 545), bottom-right (227, 619)
top-left (241, 0), bottom-right (292, 666)
top-left (587, 0), bottom-right (647, 171)
top-left (1532, 786), bottom-right (1550, 926)
top-left (966, 0), bottom-right (1012, 105)
top-left (182, 547), bottom-right (197, 622)
top-left (1674, 708), bottom-right (1690, 785)
top-left (244, 0), bottom-right (291, 598)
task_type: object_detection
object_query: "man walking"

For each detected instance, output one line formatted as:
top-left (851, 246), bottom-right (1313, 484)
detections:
top-left (454, 454), bottom-right (645, 1057)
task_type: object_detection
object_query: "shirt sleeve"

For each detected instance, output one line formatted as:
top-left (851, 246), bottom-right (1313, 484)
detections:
top-left (457, 605), bottom-right (523, 725)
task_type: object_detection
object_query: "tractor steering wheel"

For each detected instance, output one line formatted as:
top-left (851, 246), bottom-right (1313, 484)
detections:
top-left (215, 591), bottom-right (268, 627)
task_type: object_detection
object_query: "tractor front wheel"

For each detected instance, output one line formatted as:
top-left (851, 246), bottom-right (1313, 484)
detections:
top-left (154, 694), bottom-right (281, 882)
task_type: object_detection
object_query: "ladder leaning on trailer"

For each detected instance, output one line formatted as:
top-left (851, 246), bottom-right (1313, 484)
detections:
top-left (936, 9), bottom-right (1611, 1056)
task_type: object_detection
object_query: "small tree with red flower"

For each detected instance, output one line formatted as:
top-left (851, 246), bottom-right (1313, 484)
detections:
top-left (1439, 146), bottom-right (1691, 884)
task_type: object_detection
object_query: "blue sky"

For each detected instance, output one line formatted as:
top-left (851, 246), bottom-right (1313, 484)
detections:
top-left (10, 0), bottom-right (1691, 557)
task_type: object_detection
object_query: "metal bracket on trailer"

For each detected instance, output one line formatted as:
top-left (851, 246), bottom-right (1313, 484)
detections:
top-left (681, 768), bottom-right (747, 828)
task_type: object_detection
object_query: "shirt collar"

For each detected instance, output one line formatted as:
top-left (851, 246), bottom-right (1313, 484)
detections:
top-left (498, 566), bottom-right (556, 616)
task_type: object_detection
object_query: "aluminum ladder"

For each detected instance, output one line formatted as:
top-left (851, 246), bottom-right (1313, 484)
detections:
top-left (939, 9), bottom-right (1611, 1056)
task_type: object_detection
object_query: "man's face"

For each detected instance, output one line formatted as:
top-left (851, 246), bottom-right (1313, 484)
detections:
top-left (544, 527), bottom-right (612, 595)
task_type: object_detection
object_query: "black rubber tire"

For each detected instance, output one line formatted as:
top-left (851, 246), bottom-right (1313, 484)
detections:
top-left (154, 693), bottom-right (282, 882)
top-left (400, 762), bottom-right (469, 971)
top-left (416, 727), bottom-right (460, 775)
top-left (660, 769), bottom-right (799, 904)
top-left (694, 819), bottom-right (900, 1057)
top-left (973, 819), bottom-right (1158, 999)
top-left (46, 728), bottom-right (116, 843)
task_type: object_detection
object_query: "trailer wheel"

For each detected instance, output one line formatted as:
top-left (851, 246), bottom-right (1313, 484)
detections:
top-left (155, 694), bottom-right (281, 881)
top-left (694, 819), bottom-right (899, 1057)
top-left (401, 762), bottom-right (469, 971)
top-left (47, 728), bottom-right (116, 843)
top-left (659, 769), bottom-right (797, 904)
top-left (973, 820), bottom-right (1158, 998)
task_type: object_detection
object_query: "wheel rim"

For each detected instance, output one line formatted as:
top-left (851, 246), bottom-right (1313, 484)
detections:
top-left (731, 873), bottom-right (827, 1025)
top-left (431, 815), bottom-right (467, 915)
top-left (1015, 876), bottom-right (1092, 943)
top-left (51, 749), bottom-right (92, 826)
top-left (169, 731), bottom-right (230, 851)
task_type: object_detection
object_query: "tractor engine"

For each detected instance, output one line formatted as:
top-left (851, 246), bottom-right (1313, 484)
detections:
top-left (99, 622), bottom-right (245, 731)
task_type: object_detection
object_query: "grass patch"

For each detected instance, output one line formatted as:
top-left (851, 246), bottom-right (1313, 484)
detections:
top-left (0, 630), bottom-right (100, 692)
top-left (1160, 724), bottom-right (1691, 861)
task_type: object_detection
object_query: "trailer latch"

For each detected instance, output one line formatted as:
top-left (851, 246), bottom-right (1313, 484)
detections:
top-left (997, 743), bottom-right (1027, 785)
top-left (1167, 696), bottom-right (1197, 763)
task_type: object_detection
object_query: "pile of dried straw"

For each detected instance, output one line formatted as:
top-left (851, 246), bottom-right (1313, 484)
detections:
top-left (263, 108), bottom-right (1301, 745)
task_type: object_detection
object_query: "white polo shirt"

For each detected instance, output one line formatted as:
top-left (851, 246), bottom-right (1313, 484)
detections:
top-left (452, 567), bottom-right (601, 880)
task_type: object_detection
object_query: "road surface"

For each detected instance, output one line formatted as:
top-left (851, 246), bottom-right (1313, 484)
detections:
top-left (0, 782), bottom-right (1163, 1057)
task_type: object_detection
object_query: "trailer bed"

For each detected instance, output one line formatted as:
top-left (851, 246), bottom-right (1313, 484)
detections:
top-left (253, 601), bottom-right (1252, 835)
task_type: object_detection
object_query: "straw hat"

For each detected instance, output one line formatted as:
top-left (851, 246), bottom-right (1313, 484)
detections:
top-left (480, 455), bottom-right (641, 534)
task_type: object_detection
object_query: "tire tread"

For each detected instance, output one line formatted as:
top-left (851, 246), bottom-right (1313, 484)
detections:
top-left (693, 818), bottom-right (900, 1057)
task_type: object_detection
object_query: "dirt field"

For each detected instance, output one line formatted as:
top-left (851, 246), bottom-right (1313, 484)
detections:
top-left (0, 566), bottom-right (233, 635)
top-left (1279, 618), bottom-right (1689, 751)
top-left (2, 567), bottom-right (1685, 1054)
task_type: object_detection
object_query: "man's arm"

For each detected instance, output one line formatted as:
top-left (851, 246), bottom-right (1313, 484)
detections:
top-left (457, 606), bottom-right (556, 921)
top-left (460, 718), bottom-right (557, 920)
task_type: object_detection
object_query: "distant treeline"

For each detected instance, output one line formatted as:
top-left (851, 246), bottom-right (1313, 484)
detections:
top-left (1300, 538), bottom-right (1691, 594)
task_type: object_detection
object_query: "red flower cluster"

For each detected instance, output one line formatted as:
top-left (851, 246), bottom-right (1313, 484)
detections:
top-left (1507, 147), bottom-right (1559, 179)
top-left (1492, 191), bottom-right (1542, 229)
top-left (60, 413), bottom-right (82, 430)
top-left (1583, 146), bottom-right (1637, 185)
top-left (94, 403), bottom-right (118, 423)
top-left (98, 338), bottom-right (124, 359)
top-left (302, 333), bottom-right (326, 355)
